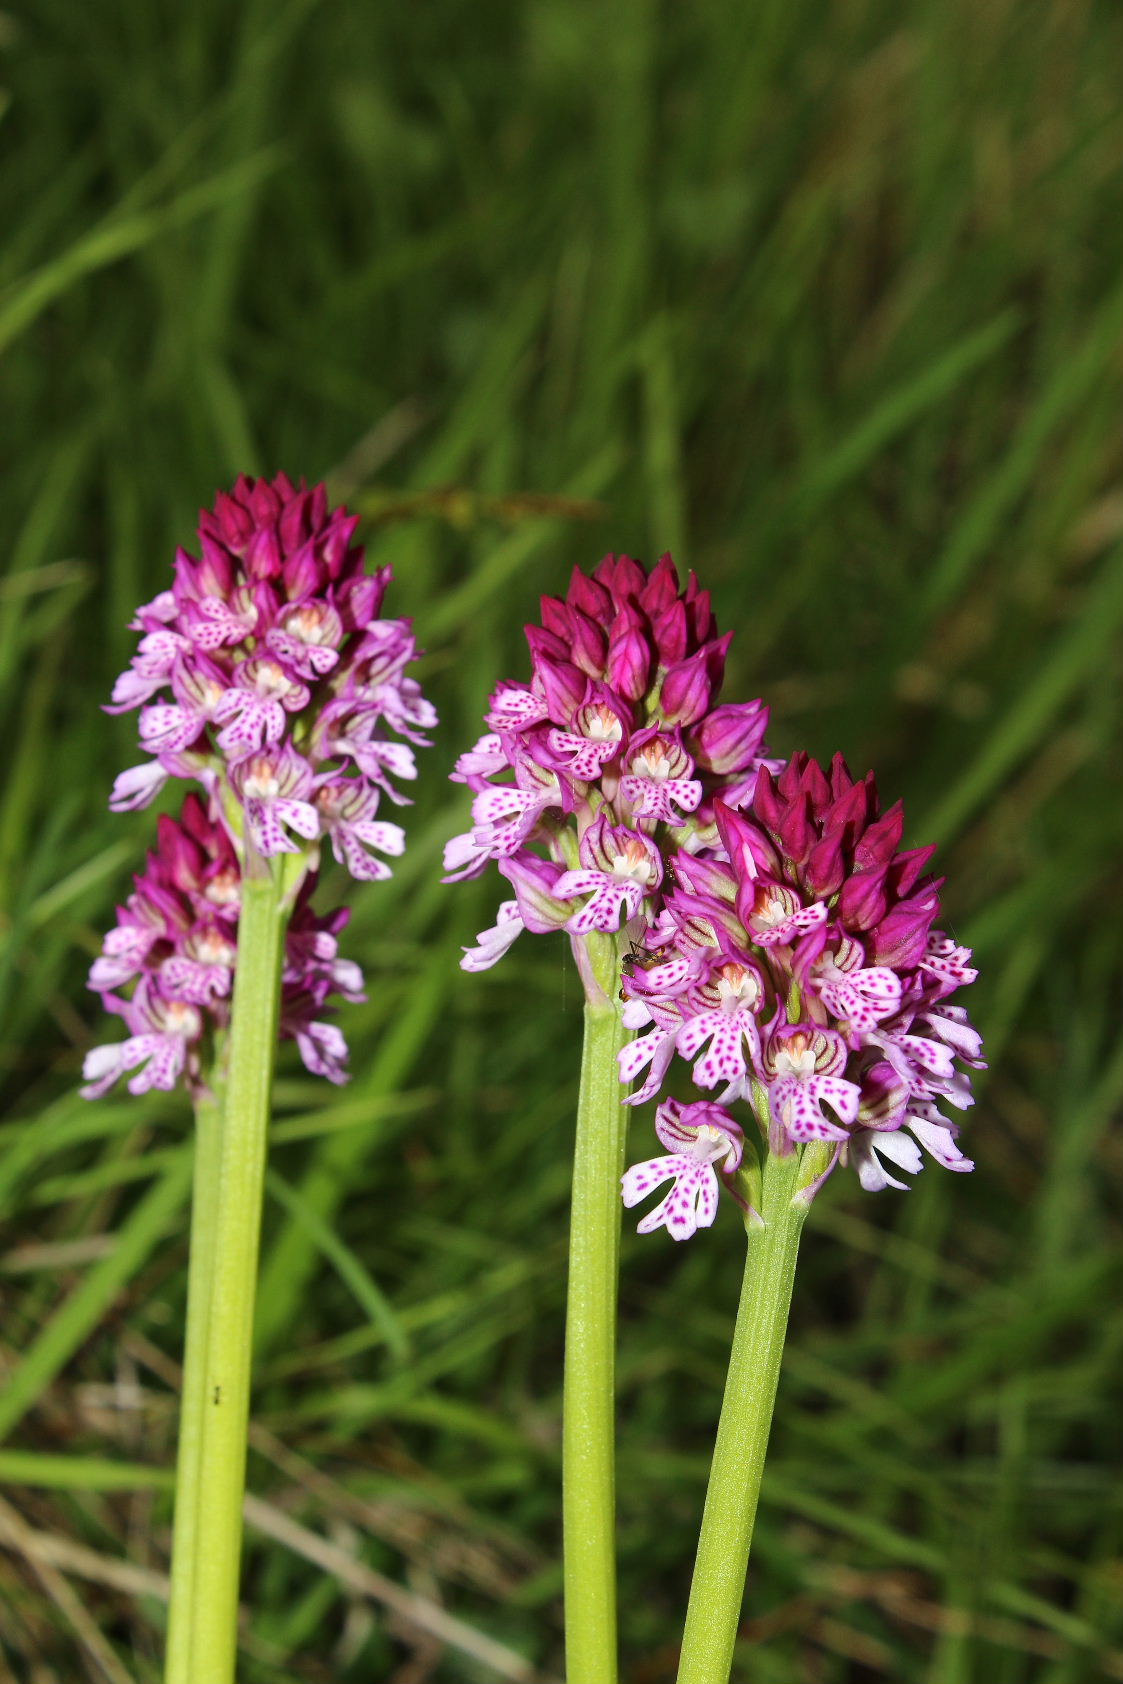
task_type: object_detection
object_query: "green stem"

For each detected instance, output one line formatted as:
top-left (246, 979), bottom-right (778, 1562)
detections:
top-left (169, 840), bottom-right (293, 1684)
top-left (563, 937), bottom-right (630, 1684)
top-left (675, 1145), bottom-right (810, 1684)
top-left (165, 1076), bottom-right (224, 1684)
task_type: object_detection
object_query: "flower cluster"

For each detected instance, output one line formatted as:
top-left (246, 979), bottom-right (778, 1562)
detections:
top-left (81, 796), bottom-right (363, 1099)
top-left (620, 753), bottom-right (984, 1236)
top-left (444, 553), bottom-right (774, 978)
top-left (107, 473), bottom-right (435, 878)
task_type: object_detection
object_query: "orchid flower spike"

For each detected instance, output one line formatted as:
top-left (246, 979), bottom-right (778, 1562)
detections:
top-left (106, 473), bottom-right (435, 880)
top-left (81, 795), bottom-right (364, 1100)
top-left (443, 552), bottom-right (776, 996)
top-left (619, 752), bottom-right (984, 1225)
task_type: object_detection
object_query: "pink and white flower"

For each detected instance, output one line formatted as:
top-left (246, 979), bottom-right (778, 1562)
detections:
top-left (761, 1023), bottom-right (861, 1144)
top-left (621, 1099), bottom-right (744, 1240)
top-left (229, 745), bottom-right (320, 856)
top-left (554, 816), bottom-right (663, 935)
top-left (83, 796), bottom-right (368, 1101)
top-left (103, 473), bottom-right (433, 882)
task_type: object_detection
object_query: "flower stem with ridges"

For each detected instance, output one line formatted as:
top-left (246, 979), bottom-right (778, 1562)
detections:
top-left (674, 1142), bottom-right (809, 1684)
top-left (168, 839), bottom-right (296, 1684)
top-left (563, 934), bottom-right (630, 1684)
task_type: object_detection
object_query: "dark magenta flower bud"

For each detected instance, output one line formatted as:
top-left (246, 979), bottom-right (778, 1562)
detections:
top-left (536, 656), bottom-right (587, 725)
top-left (659, 652), bottom-right (713, 727)
top-left (855, 803), bottom-right (905, 871)
top-left (605, 605), bottom-right (652, 702)
top-left (197, 535), bottom-right (235, 597)
top-left (887, 844), bottom-right (936, 898)
top-left (278, 488), bottom-right (312, 554)
top-left (837, 866), bottom-right (889, 931)
top-left (714, 799), bottom-right (779, 881)
top-left (693, 700), bottom-right (769, 775)
top-left (320, 512), bottom-right (360, 577)
top-left (682, 573), bottom-right (714, 643)
top-left (599, 552), bottom-right (647, 606)
top-left (524, 624), bottom-right (568, 665)
top-left (209, 489), bottom-right (255, 552)
top-left (870, 896), bottom-right (938, 969)
top-left (539, 595), bottom-right (571, 638)
top-left (570, 609), bottom-right (608, 678)
top-left (778, 793), bottom-right (815, 867)
top-left (566, 564), bottom-right (612, 623)
top-left (652, 599), bottom-right (689, 664)
top-left (244, 523), bottom-right (282, 581)
top-left (752, 765), bottom-right (786, 837)
top-left (797, 755), bottom-right (830, 811)
top-left (803, 829), bottom-right (846, 897)
top-left (640, 553), bottom-right (681, 617)
top-left (282, 539), bottom-right (323, 600)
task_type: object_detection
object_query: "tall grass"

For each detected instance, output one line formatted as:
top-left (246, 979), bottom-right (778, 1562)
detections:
top-left (0, 0), bottom-right (1119, 1677)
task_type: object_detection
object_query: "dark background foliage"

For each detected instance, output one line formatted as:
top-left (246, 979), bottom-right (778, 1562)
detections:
top-left (0, 0), bottom-right (1119, 1679)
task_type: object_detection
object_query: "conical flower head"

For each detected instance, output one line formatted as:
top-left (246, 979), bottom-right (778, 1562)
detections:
top-left (723, 754), bottom-right (941, 968)
top-left (107, 473), bottom-right (435, 880)
top-left (445, 551), bottom-right (776, 984)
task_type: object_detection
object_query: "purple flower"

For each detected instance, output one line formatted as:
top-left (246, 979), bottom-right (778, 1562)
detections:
top-left (313, 779), bottom-right (405, 881)
top-left (618, 753), bottom-right (984, 1226)
top-left (554, 817), bottom-right (664, 935)
top-left (443, 552), bottom-right (774, 983)
top-left (229, 745), bottom-right (320, 856)
top-left (82, 795), bottom-right (367, 1100)
top-left (760, 1023), bottom-right (861, 1144)
top-left (104, 474), bottom-right (434, 880)
top-left (621, 1099), bottom-right (744, 1240)
top-left (81, 981), bottom-right (202, 1099)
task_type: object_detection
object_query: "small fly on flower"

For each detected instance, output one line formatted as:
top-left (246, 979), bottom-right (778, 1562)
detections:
top-left (619, 939), bottom-right (647, 999)
top-left (619, 938), bottom-right (680, 998)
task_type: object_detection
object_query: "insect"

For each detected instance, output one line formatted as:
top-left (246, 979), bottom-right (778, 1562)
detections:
top-left (212, 1386), bottom-right (222, 1406)
top-left (619, 939), bottom-right (679, 999)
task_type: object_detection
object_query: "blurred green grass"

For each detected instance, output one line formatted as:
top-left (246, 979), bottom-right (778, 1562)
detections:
top-left (0, 0), bottom-right (1120, 1679)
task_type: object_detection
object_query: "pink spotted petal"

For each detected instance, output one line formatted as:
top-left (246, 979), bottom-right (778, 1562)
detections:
top-left (634, 1161), bottom-right (718, 1240)
top-left (753, 900), bottom-right (828, 949)
top-left (621, 1154), bottom-right (680, 1208)
top-left (677, 1012), bottom-right (754, 1089)
top-left (546, 729), bottom-right (618, 780)
top-left (246, 799), bottom-right (300, 856)
top-left (485, 688), bottom-right (548, 730)
top-left (773, 1074), bottom-right (851, 1142)
top-left (618, 1025), bottom-right (678, 1106)
top-left (564, 878), bottom-right (643, 935)
top-left (351, 819), bottom-right (406, 856)
top-left (334, 830), bottom-right (393, 881)
top-left (818, 964), bottom-right (902, 1030)
top-left (273, 798), bottom-right (320, 841)
top-left (618, 774), bottom-right (703, 822)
